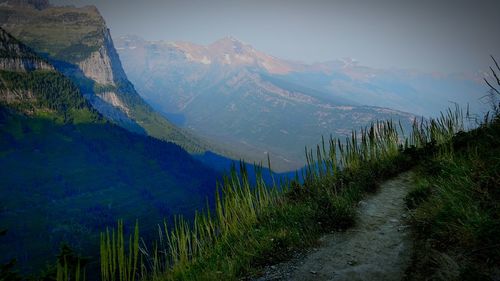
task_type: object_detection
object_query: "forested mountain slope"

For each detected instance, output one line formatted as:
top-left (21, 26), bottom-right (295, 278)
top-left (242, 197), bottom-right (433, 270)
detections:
top-left (0, 26), bottom-right (218, 274)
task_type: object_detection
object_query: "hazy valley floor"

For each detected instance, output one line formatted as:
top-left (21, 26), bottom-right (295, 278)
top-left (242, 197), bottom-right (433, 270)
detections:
top-left (257, 171), bottom-right (415, 281)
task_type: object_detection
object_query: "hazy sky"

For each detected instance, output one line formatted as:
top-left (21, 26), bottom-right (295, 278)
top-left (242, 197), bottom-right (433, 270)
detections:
top-left (52, 0), bottom-right (500, 73)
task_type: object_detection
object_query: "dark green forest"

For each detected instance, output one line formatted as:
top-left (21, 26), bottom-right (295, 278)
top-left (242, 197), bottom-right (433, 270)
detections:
top-left (0, 49), bottom-right (219, 274)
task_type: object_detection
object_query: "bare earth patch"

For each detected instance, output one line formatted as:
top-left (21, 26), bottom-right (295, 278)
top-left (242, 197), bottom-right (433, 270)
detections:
top-left (257, 171), bottom-right (415, 281)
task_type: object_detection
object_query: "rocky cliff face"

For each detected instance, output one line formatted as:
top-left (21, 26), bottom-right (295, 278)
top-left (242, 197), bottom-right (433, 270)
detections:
top-left (96, 91), bottom-right (130, 115)
top-left (0, 27), bottom-right (53, 72)
top-left (0, 28), bottom-right (41, 108)
top-left (0, 56), bottom-right (53, 71)
top-left (76, 27), bottom-right (128, 86)
top-left (0, 89), bottom-right (35, 105)
top-left (77, 46), bottom-right (115, 86)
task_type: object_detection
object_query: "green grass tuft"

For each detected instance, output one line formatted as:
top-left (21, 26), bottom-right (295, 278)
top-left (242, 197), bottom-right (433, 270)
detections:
top-left (405, 114), bottom-right (500, 280)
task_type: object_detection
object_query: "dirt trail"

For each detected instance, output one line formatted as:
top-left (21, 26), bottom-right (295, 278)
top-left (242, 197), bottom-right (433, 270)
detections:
top-left (257, 171), bottom-right (415, 281)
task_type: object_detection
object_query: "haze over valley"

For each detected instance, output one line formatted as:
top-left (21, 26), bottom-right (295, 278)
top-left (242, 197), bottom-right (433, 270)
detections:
top-left (115, 35), bottom-right (486, 170)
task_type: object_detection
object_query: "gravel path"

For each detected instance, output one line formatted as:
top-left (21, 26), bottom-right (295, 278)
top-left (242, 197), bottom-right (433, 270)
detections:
top-left (256, 171), bottom-right (415, 281)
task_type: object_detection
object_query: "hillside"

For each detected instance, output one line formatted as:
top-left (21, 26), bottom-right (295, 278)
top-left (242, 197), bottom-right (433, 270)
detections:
top-left (0, 27), bottom-right (219, 274)
top-left (0, 2), bottom-right (496, 280)
top-left (89, 97), bottom-right (498, 281)
top-left (115, 36), bottom-right (418, 171)
top-left (0, 1), bottom-right (210, 152)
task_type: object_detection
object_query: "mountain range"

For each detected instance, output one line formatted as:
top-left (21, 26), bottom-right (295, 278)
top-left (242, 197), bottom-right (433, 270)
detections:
top-left (0, 0), bottom-right (490, 275)
top-left (115, 35), bottom-right (486, 171)
top-left (117, 36), bottom-right (454, 171)
top-left (126, 35), bottom-right (485, 117)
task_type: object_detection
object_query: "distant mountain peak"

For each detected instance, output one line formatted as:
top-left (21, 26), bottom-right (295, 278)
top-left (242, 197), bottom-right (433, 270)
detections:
top-left (211, 36), bottom-right (245, 46)
top-left (115, 34), bottom-right (303, 74)
top-left (209, 36), bottom-right (253, 55)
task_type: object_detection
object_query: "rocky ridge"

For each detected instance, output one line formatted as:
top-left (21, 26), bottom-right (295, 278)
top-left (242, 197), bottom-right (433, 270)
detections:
top-left (0, 27), bottom-right (53, 72)
top-left (0, 2), bottom-right (210, 152)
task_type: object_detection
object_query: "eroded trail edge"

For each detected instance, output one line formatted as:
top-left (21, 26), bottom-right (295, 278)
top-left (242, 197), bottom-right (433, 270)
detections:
top-left (258, 171), bottom-right (415, 281)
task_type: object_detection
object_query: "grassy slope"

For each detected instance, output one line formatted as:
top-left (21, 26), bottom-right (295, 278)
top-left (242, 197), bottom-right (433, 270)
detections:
top-left (98, 106), bottom-right (468, 281)
top-left (163, 154), bottom-right (415, 280)
top-left (405, 117), bottom-right (500, 280)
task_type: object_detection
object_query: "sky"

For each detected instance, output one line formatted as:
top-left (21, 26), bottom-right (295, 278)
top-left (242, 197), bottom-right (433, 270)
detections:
top-left (52, 0), bottom-right (500, 73)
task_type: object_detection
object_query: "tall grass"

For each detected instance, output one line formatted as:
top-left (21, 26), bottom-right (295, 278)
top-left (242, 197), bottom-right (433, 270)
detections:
top-left (46, 244), bottom-right (88, 281)
top-left (405, 113), bottom-right (500, 280)
top-left (100, 220), bottom-right (140, 281)
top-left (56, 259), bottom-right (83, 281)
top-left (99, 106), bottom-right (468, 281)
top-left (303, 104), bottom-right (466, 191)
top-left (139, 164), bottom-right (284, 280)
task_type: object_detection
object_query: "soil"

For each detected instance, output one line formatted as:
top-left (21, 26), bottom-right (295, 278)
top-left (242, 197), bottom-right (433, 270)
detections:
top-left (256, 171), bottom-right (415, 281)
